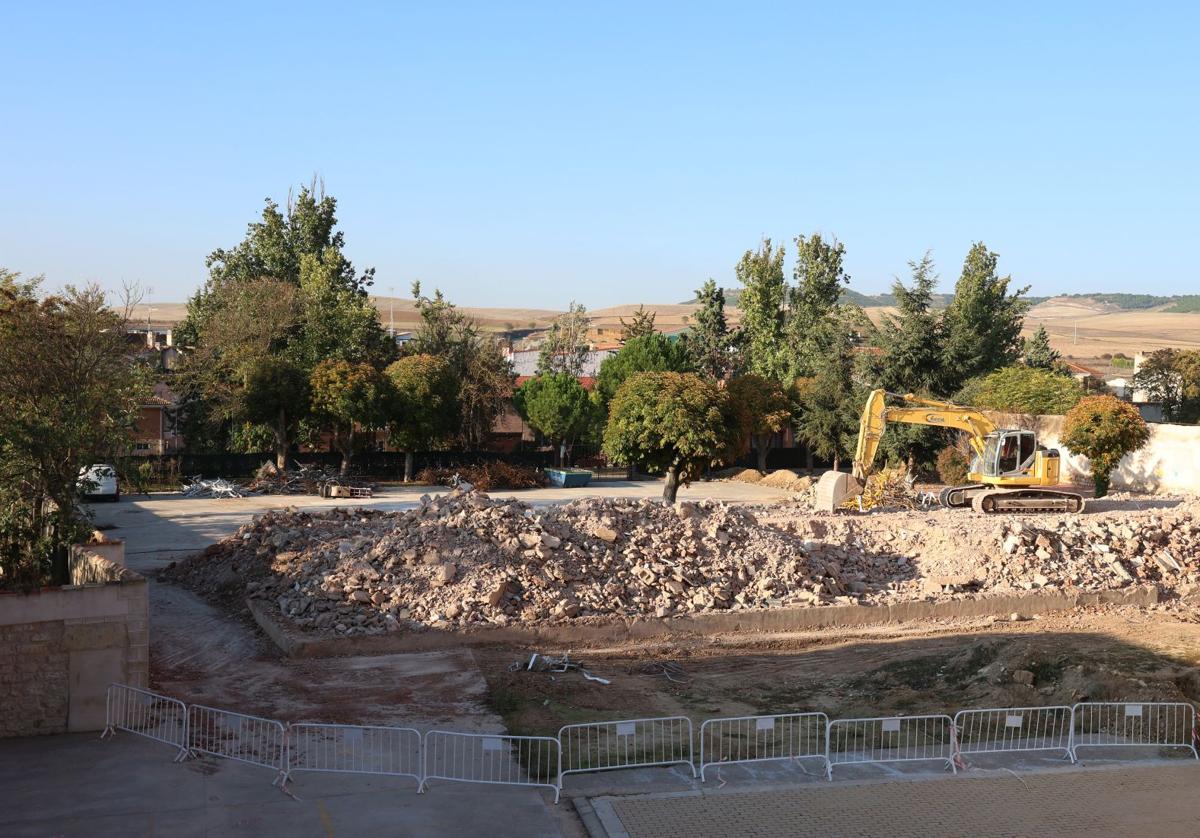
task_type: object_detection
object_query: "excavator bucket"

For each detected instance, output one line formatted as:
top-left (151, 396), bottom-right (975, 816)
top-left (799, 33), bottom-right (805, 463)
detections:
top-left (814, 471), bottom-right (863, 512)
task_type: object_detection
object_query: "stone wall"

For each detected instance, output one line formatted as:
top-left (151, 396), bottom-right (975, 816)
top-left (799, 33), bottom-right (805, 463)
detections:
top-left (0, 545), bottom-right (148, 737)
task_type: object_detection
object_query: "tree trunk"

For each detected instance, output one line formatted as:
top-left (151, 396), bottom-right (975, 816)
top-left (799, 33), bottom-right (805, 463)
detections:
top-left (340, 426), bottom-right (354, 476)
top-left (833, 453), bottom-right (840, 472)
top-left (805, 446), bottom-right (814, 476)
top-left (662, 465), bottom-right (680, 503)
top-left (404, 450), bottom-right (415, 483)
top-left (755, 434), bottom-right (769, 474)
top-left (274, 408), bottom-right (289, 471)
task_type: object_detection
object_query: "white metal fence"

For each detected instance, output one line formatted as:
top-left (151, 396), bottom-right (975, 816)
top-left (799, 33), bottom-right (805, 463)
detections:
top-left (187, 704), bottom-right (288, 783)
top-left (101, 683), bottom-right (189, 761)
top-left (1071, 702), bottom-right (1199, 761)
top-left (698, 712), bottom-right (828, 781)
top-left (826, 714), bottom-right (957, 779)
top-left (421, 731), bottom-right (561, 802)
top-left (954, 706), bottom-right (1074, 763)
top-left (286, 723), bottom-right (423, 788)
top-left (101, 685), bottom-right (1200, 803)
top-left (558, 716), bottom-right (695, 785)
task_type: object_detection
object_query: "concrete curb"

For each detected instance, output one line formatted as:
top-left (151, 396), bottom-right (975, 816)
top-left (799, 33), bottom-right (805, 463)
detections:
top-left (248, 585), bottom-right (1159, 658)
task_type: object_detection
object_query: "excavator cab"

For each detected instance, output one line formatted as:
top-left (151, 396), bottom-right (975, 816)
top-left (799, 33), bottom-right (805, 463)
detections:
top-left (976, 430), bottom-right (1037, 478)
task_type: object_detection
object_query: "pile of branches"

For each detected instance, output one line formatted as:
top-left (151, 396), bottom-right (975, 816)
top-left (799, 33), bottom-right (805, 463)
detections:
top-left (841, 467), bottom-right (932, 512)
top-left (416, 461), bottom-right (547, 492)
top-left (248, 462), bottom-right (374, 496)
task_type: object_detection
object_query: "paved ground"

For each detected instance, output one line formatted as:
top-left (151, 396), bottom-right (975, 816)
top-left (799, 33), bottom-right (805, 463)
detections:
top-left (591, 762), bottom-right (1200, 838)
top-left (0, 733), bottom-right (569, 838)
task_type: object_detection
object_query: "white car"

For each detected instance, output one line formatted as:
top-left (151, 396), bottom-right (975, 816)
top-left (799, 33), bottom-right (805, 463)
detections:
top-left (79, 464), bottom-right (120, 502)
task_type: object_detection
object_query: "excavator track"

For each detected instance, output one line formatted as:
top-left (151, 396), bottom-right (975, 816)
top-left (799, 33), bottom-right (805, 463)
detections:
top-left (968, 488), bottom-right (1086, 514)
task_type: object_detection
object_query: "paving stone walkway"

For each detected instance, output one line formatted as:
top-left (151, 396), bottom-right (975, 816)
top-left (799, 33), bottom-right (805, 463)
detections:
top-left (595, 763), bottom-right (1200, 837)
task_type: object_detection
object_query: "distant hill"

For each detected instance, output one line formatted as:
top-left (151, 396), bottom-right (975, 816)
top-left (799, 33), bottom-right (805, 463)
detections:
top-left (682, 288), bottom-right (1200, 312)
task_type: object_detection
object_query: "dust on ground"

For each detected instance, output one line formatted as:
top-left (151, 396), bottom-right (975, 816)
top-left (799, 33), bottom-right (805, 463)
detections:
top-left (478, 601), bottom-right (1200, 738)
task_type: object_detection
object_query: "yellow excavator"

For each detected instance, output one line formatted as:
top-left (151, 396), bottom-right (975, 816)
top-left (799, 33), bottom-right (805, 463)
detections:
top-left (815, 389), bottom-right (1086, 514)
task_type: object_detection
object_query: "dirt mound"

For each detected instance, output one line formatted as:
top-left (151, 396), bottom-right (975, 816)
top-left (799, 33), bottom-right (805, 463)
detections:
top-left (759, 469), bottom-right (814, 492)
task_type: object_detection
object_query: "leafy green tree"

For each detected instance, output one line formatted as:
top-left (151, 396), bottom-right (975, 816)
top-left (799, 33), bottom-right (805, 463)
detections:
top-left (177, 184), bottom-right (394, 452)
top-left (1022, 325), bottom-right (1061, 370)
top-left (681, 279), bottom-right (737, 380)
top-left (1061, 395), bottom-right (1149, 497)
top-left (409, 283), bottom-right (516, 447)
top-left (385, 354), bottom-right (456, 481)
top-left (514, 373), bottom-right (595, 466)
top-left (0, 275), bottom-right (150, 586)
top-left (595, 333), bottom-right (693, 406)
top-left (956, 366), bottom-right (1084, 416)
top-left (309, 359), bottom-right (394, 475)
top-left (603, 372), bottom-right (735, 502)
top-left (736, 238), bottom-right (790, 384)
top-left (941, 242), bottom-right (1030, 391)
top-left (240, 356), bottom-right (311, 469)
top-left (1133, 348), bottom-right (1200, 423)
top-left (727, 375), bottom-right (792, 473)
top-left (788, 233), bottom-right (852, 377)
top-left (537, 301), bottom-right (591, 377)
top-left (619, 305), bottom-right (656, 342)
top-left (793, 328), bottom-right (860, 472)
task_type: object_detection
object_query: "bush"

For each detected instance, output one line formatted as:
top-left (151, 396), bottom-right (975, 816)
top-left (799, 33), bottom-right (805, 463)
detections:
top-left (416, 462), bottom-right (547, 491)
top-left (1061, 395), bottom-right (1150, 498)
top-left (935, 446), bottom-right (970, 486)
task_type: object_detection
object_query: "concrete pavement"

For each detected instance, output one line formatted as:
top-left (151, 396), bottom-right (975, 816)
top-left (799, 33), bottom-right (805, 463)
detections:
top-left (0, 733), bottom-right (570, 838)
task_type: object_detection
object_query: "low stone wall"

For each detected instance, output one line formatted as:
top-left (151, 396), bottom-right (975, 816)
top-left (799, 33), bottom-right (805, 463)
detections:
top-left (0, 544), bottom-right (148, 737)
top-left (250, 585), bottom-right (1158, 658)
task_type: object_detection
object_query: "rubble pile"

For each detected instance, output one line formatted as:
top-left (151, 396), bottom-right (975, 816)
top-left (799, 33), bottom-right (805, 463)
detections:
top-left (994, 505), bottom-right (1200, 591)
top-left (248, 462), bottom-right (371, 496)
top-left (164, 488), bottom-right (911, 636)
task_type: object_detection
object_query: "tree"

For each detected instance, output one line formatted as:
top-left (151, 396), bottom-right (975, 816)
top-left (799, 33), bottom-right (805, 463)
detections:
top-left (385, 354), bottom-right (456, 481)
top-left (793, 328), bottom-right (860, 472)
top-left (788, 233), bottom-right (851, 377)
top-left (240, 356), bottom-right (310, 469)
top-left (736, 238), bottom-right (790, 384)
top-left (595, 332), bottom-right (693, 407)
top-left (309, 360), bottom-right (393, 475)
top-left (727, 375), bottom-right (792, 473)
top-left (619, 305), bottom-right (656, 342)
top-left (537, 302), bottom-right (591, 377)
top-left (514, 374), bottom-right (595, 466)
top-left (1022, 325), bottom-right (1061, 370)
top-left (1133, 348), bottom-right (1200, 423)
top-left (957, 366), bottom-right (1084, 416)
top-left (176, 183), bottom-right (394, 452)
top-left (1061, 395), bottom-right (1149, 497)
top-left (681, 279), bottom-right (737, 380)
top-left (0, 275), bottom-right (149, 586)
top-left (867, 253), bottom-right (949, 469)
top-left (941, 242), bottom-right (1030, 391)
top-left (872, 252), bottom-right (946, 394)
top-left (409, 283), bottom-right (516, 447)
top-left (603, 372), bottom-right (735, 502)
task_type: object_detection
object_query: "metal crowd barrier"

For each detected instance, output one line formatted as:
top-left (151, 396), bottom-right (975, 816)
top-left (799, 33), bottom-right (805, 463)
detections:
top-left (285, 723), bottom-right (423, 788)
top-left (826, 714), bottom-right (957, 779)
top-left (698, 712), bottom-right (829, 781)
top-left (187, 704), bottom-right (288, 784)
top-left (954, 706), bottom-right (1075, 764)
top-left (100, 685), bottom-right (1200, 802)
top-left (421, 730), bottom-right (561, 803)
top-left (558, 716), bottom-right (695, 786)
top-left (101, 683), bottom-right (189, 761)
top-left (1071, 702), bottom-right (1199, 761)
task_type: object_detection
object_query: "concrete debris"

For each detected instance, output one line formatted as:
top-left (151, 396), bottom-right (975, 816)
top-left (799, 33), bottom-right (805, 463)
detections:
top-left (511, 652), bottom-right (610, 685)
top-left (181, 477), bottom-right (249, 498)
top-left (162, 487), bottom-right (1200, 640)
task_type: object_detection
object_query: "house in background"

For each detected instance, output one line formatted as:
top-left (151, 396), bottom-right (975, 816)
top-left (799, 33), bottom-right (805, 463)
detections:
top-left (131, 383), bottom-right (184, 455)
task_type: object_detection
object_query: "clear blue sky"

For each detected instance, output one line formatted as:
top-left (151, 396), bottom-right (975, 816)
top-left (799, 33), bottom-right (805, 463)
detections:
top-left (2, 2), bottom-right (1197, 307)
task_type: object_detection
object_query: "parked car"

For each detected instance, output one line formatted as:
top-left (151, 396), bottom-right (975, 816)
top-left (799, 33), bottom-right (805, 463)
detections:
top-left (79, 464), bottom-right (120, 502)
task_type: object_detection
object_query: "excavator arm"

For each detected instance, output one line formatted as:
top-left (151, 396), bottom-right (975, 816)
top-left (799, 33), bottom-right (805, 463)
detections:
top-left (818, 389), bottom-right (997, 509)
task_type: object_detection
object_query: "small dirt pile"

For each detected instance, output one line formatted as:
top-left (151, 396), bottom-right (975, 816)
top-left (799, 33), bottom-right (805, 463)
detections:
top-left (163, 488), bottom-right (915, 637)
